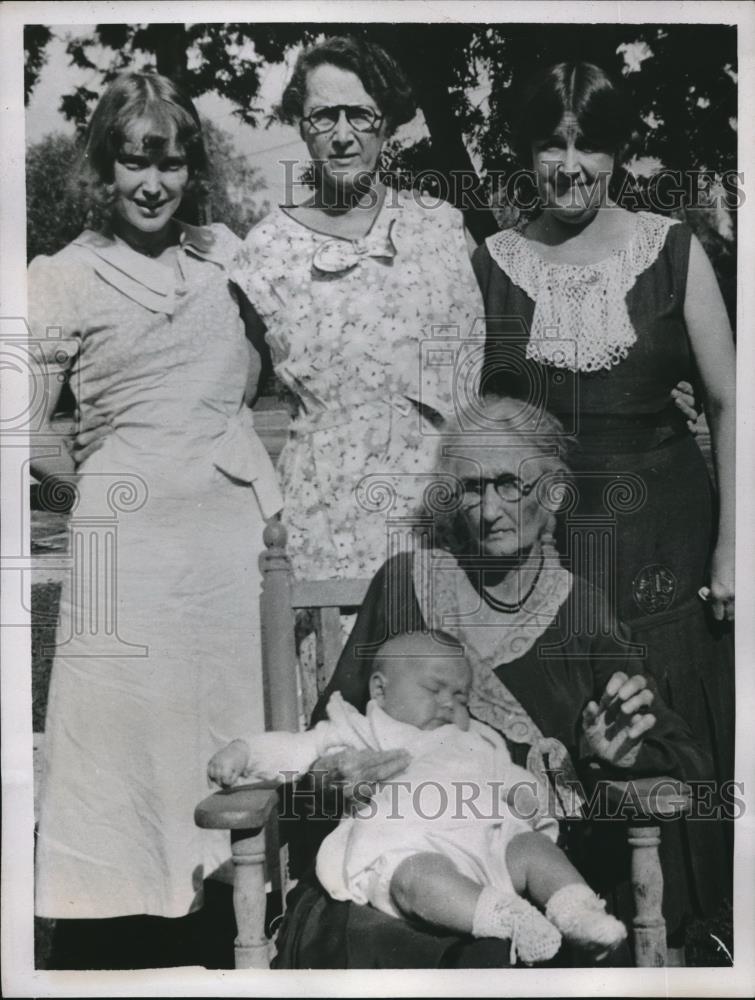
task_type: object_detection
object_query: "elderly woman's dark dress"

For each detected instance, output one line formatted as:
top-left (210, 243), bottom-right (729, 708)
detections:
top-left (272, 550), bottom-right (713, 968)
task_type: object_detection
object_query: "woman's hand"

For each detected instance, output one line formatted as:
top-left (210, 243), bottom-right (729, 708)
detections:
top-left (708, 544), bottom-right (735, 622)
top-left (311, 748), bottom-right (411, 803)
top-left (207, 739), bottom-right (250, 789)
top-left (68, 407), bottom-right (111, 467)
top-left (670, 379), bottom-right (701, 432)
top-left (581, 672), bottom-right (656, 769)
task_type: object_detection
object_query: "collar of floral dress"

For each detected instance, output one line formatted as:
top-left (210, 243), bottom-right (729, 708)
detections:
top-left (71, 221), bottom-right (227, 314)
top-left (311, 218), bottom-right (398, 275)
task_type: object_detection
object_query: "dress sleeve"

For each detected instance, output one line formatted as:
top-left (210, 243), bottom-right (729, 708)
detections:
top-left (230, 219), bottom-right (285, 321)
top-left (26, 254), bottom-right (82, 369)
top-left (206, 222), bottom-right (244, 269)
top-left (437, 199), bottom-right (483, 290)
top-left (579, 587), bottom-right (713, 782)
top-left (243, 720), bottom-right (351, 782)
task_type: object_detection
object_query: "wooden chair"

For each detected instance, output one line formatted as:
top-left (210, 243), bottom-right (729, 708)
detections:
top-left (195, 521), bottom-right (691, 969)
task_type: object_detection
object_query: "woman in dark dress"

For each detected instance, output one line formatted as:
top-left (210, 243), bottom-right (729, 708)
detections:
top-left (472, 62), bottom-right (735, 915)
top-left (273, 397), bottom-right (715, 968)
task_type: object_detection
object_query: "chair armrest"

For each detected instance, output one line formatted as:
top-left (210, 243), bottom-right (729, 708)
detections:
top-left (599, 776), bottom-right (691, 821)
top-left (195, 783), bottom-right (280, 830)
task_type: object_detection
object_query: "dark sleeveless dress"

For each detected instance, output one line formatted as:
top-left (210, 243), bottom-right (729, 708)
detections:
top-left (473, 217), bottom-right (734, 913)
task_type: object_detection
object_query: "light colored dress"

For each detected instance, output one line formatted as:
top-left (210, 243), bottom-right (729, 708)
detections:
top-left (241, 692), bottom-right (558, 918)
top-left (232, 189), bottom-right (484, 580)
top-left (30, 222), bottom-right (282, 919)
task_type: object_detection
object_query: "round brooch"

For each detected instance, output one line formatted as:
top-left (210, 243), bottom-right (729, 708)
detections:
top-left (632, 564), bottom-right (677, 615)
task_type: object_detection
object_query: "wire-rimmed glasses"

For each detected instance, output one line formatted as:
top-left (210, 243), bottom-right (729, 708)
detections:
top-left (458, 472), bottom-right (546, 508)
top-left (301, 104), bottom-right (384, 135)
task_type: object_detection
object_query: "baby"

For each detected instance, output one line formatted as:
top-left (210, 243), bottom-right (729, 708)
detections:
top-left (209, 632), bottom-right (626, 964)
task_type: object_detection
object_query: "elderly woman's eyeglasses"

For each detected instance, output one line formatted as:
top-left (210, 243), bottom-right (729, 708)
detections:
top-left (459, 473), bottom-right (545, 507)
top-left (301, 105), bottom-right (384, 135)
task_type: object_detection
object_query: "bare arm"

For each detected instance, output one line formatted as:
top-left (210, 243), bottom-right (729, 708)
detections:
top-left (683, 235), bottom-right (736, 622)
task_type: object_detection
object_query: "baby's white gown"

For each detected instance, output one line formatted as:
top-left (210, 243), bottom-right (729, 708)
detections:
top-left (243, 693), bottom-right (558, 918)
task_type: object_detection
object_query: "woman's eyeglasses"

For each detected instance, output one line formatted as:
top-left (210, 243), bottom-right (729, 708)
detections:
top-left (301, 105), bottom-right (384, 135)
top-left (459, 473), bottom-right (545, 507)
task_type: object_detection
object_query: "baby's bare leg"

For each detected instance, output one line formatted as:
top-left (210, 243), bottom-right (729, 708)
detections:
top-left (506, 832), bottom-right (626, 955)
top-left (389, 851), bottom-right (563, 963)
top-left (506, 831), bottom-right (588, 908)
top-left (390, 852), bottom-right (480, 932)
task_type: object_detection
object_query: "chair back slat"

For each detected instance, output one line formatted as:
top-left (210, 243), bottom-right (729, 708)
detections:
top-left (290, 578), bottom-right (370, 609)
top-left (316, 606), bottom-right (344, 695)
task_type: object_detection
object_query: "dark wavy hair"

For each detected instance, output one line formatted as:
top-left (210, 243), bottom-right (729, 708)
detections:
top-left (512, 61), bottom-right (638, 166)
top-left (76, 71), bottom-right (208, 213)
top-left (415, 396), bottom-right (574, 557)
top-left (278, 36), bottom-right (416, 134)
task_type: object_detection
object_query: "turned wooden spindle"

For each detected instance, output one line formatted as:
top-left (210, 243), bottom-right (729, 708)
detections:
top-left (603, 776), bottom-right (692, 967)
top-left (627, 824), bottom-right (667, 966)
top-left (230, 827), bottom-right (270, 969)
top-left (260, 519), bottom-right (299, 733)
top-left (195, 784), bottom-right (280, 969)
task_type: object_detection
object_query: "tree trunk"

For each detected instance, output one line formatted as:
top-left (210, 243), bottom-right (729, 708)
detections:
top-left (150, 23), bottom-right (189, 87)
top-left (377, 26), bottom-right (498, 244)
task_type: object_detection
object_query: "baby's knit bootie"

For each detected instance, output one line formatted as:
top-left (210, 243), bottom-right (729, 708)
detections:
top-left (472, 886), bottom-right (562, 965)
top-left (545, 883), bottom-right (627, 956)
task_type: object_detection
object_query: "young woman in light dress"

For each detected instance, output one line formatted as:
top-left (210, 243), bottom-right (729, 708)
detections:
top-left (30, 71), bottom-right (280, 968)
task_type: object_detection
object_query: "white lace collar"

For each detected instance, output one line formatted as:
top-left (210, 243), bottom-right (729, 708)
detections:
top-left (411, 546), bottom-right (573, 674)
top-left (486, 211), bottom-right (678, 373)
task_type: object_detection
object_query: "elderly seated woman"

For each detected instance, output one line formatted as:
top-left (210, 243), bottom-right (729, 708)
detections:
top-left (270, 396), bottom-right (714, 969)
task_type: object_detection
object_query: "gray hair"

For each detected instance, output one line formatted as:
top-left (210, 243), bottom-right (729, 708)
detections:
top-left (415, 396), bottom-right (575, 555)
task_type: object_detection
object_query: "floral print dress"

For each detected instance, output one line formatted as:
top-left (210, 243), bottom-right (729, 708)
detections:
top-left (232, 188), bottom-right (483, 580)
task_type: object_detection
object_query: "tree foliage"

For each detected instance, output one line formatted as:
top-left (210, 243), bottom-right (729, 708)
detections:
top-left (26, 133), bottom-right (92, 261)
top-left (24, 25), bottom-right (53, 103)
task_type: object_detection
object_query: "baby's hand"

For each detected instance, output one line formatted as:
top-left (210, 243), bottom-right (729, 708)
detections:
top-left (208, 739), bottom-right (250, 788)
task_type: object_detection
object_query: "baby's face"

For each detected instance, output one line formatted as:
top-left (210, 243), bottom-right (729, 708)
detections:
top-left (375, 653), bottom-right (472, 731)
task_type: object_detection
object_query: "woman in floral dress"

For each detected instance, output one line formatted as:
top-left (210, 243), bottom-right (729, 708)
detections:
top-left (232, 36), bottom-right (483, 581)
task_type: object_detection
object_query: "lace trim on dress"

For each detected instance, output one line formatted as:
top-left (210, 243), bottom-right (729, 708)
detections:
top-left (412, 547), bottom-right (582, 817)
top-left (485, 212), bottom-right (677, 373)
